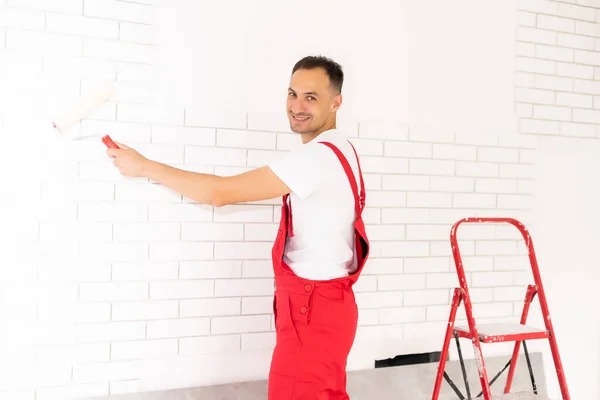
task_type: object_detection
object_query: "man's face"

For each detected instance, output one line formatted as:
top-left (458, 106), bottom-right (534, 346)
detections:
top-left (286, 68), bottom-right (341, 138)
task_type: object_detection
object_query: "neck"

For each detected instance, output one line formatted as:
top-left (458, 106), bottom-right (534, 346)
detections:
top-left (301, 119), bottom-right (336, 144)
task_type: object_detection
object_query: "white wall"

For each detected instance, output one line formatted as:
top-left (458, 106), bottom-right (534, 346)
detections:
top-left (0, 0), bottom-right (598, 399)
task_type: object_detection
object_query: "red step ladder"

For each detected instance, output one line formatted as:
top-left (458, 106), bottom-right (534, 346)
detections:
top-left (431, 217), bottom-right (571, 400)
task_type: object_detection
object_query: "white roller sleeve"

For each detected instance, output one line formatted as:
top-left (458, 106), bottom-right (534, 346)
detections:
top-left (52, 82), bottom-right (117, 133)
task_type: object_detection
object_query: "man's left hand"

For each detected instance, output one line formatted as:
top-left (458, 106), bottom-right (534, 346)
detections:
top-left (106, 142), bottom-right (150, 178)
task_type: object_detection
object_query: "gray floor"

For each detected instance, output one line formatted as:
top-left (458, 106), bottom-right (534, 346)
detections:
top-left (85, 353), bottom-right (550, 399)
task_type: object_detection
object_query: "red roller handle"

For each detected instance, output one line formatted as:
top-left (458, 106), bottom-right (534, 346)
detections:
top-left (102, 134), bottom-right (119, 149)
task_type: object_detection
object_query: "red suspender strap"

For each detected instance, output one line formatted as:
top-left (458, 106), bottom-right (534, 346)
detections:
top-left (320, 141), bottom-right (364, 215)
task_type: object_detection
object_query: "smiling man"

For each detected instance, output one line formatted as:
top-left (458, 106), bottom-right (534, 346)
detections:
top-left (107, 55), bottom-right (370, 400)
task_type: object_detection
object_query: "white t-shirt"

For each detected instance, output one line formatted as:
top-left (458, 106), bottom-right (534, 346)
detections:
top-left (268, 128), bottom-right (362, 280)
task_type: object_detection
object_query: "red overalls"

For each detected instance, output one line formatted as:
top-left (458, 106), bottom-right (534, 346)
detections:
top-left (268, 140), bottom-right (370, 400)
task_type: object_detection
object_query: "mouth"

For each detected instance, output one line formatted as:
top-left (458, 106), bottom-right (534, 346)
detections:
top-left (291, 113), bottom-right (310, 122)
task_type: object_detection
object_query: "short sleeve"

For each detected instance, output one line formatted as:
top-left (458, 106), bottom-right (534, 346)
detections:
top-left (268, 143), bottom-right (335, 200)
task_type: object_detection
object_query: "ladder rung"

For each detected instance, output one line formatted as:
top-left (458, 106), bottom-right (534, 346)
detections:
top-left (454, 323), bottom-right (549, 343)
top-left (493, 392), bottom-right (552, 399)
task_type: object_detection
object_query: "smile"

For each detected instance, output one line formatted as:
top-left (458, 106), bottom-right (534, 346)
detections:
top-left (292, 114), bottom-right (310, 121)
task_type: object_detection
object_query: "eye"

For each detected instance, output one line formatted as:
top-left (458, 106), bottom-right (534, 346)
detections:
top-left (288, 91), bottom-right (296, 97)
top-left (307, 96), bottom-right (315, 101)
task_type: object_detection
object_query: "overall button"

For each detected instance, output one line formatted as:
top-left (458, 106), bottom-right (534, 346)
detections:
top-left (300, 307), bottom-right (307, 314)
top-left (304, 284), bottom-right (312, 292)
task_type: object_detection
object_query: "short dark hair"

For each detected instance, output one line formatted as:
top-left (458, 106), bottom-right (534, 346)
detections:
top-left (292, 55), bottom-right (344, 94)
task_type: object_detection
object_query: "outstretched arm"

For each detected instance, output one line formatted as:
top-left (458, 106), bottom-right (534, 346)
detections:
top-left (107, 142), bottom-right (290, 207)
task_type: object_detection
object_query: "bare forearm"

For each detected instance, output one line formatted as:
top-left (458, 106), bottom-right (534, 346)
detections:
top-left (142, 160), bottom-right (221, 205)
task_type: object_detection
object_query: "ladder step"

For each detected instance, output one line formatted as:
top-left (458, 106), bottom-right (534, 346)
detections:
top-left (454, 323), bottom-right (549, 343)
top-left (493, 392), bottom-right (552, 399)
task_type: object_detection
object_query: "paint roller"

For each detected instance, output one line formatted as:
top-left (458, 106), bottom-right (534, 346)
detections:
top-left (52, 81), bottom-right (119, 149)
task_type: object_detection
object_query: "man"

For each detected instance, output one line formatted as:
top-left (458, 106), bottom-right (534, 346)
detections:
top-left (108, 55), bottom-right (370, 399)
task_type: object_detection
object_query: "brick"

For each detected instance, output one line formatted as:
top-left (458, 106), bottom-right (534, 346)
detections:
top-left (426, 273), bottom-right (462, 289)
top-left (535, 74), bottom-right (574, 91)
top-left (242, 260), bottom-right (273, 278)
top-left (405, 225), bottom-right (449, 241)
top-left (117, 102), bottom-right (184, 125)
top-left (557, 92), bottom-right (594, 108)
top-left (498, 133), bottom-right (538, 149)
top-left (241, 332), bottom-right (276, 351)
top-left (363, 173), bottom-right (382, 191)
top-left (573, 108), bottom-right (600, 123)
top-left (179, 335), bottom-right (241, 355)
top-left (536, 15), bottom-right (576, 32)
top-left (577, 0), bottom-right (600, 7)
top-left (111, 261), bottom-right (179, 281)
top-left (360, 156), bottom-right (409, 174)
top-left (114, 182), bottom-right (181, 203)
top-left (214, 242), bottom-right (272, 260)
top-left (408, 125), bottom-right (454, 143)
top-left (241, 296), bottom-right (272, 315)
top-left (575, 49), bottom-right (600, 66)
top-left (456, 161), bottom-right (499, 177)
top-left (472, 302), bottom-right (514, 319)
top-left (430, 176), bottom-right (474, 192)
top-left (46, 12), bottom-right (118, 39)
top-left (214, 205), bottom-right (273, 223)
top-left (78, 202), bottom-right (147, 222)
top-left (214, 279), bottom-right (273, 297)
top-left (575, 20), bottom-right (600, 37)
top-left (246, 111), bottom-right (290, 133)
top-left (533, 104), bottom-right (572, 121)
top-left (146, 318), bottom-right (210, 338)
top-left (574, 78), bottom-right (600, 94)
top-left (520, 119), bottom-right (560, 135)
top-left (185, 146), bottom-right (247, 167)
top-left (379, 307), bottom-right (426, 324)
top-left (180, 261), bottom-right (242, 279)
top-left (478, 147), bottom-right (519, 163)
top-left (406, 192), bottom-right (453, 208)
top-left (514, 103), bottom-right (533, 121)
top-left (84, 0), bottom-right (153, 23)
top-left (76, 322), bottom-right (146, 342)
top-left (381, 208), bottom-right (430, 224)
top-left (111, 339), bottom-right (177, 360)
top-left (39, 221), bottom-right (112, 243)
top-left (355, 291), bottom-right (403, 309)
top-left (211, 315), bottom-right (271, 334)
top-left (557, 32), bottom-right (596, 49)
top-left (432, 143), bottom-right (476, 161)
top-left (384, 141), bottom-right (431, 158)
top-left (558, 2), bottom-right (596, 21)
top-left (84, 39), bottom-right (153, 63)
top-left (453, 193), bottom-right (497, 209)
top-left (181, 223), bottom-right (243, 241)
top-left (151, 125), bottom-right (214, 146)
top-left (404, 289), bottom-right (449, 306)
top-left (409, 159), bottom-right (454, 176)
top-left (44, 55), bottom-right (116, 81)
top-left (79, 242), bottom-right (149, 261)
top-left (0, 6), bottom-right (44, 29)
top-left (247, 149), bottom-right (285, 167)
top-left (519, 0), bottom-right (558, 14)
top-left (148, 203), bottom-right (213, 222)
top-left (113, 222), bottom-right (180, 242)
top-left (535, 44), bottom-right (574, 62)
top-left (475, 178), bottom-right (518, 194)
top-left (472, 271), bottom-right (515, 287)
top-left (498, 194), bottom-right (534, 209)
top-left (378, 241), bottom-right (430, 257)
top-left (365, 191), bottom-right (406, 207)
top-left (361, 258), bottom-right (403, 275)
top-left (516, 27), bottom-right (557, 45)
top-left (72, 360), bottom-right (143, 384)
top-left (82, 120), bottom-right (151, 143)
top-left (455, 129), bottom-right (498, 146)
top-left (350, 138), bottom-right (384, 156)
top-left (382, 174), bottom-right (429, 191)
top-left (517, 10), bottom-right (537, 26)
top-left (180, 298), bottom-right (241, 317)
top-left (358, 121), bottom-right (408, 140)
top-left (514, 87), bottom-right (555, 104)
top-left (185, 108), bottom-right (246, 129)
top-left (493, 286), bottom-right (527, 302)
top-left (515, 72), bottom-right (536, 88)
top-left (216, 129), bottom-right (276, 150)
top-left (516, 57), bottom-right (556, 74)
top-left (500, 164), bottom-right (536, 179)
top-left (6, 30), bottom-right (82, 56)
top-left (149, 242), bottom-right (214, 261)
top-left (79, 282), bottom-right (148, 302)
top-left (120, 22), bottom-right (155, 44)
top-left (365, 225), bottom-right (405, 241)
top-left (112, 300), bottom-right (178, 321)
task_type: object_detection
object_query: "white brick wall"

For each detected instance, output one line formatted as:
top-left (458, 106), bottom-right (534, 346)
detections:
top-left (0, 0), bottom-right (598, 398)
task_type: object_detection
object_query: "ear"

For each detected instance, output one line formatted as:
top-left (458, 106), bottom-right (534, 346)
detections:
top-left (330, 93), bottom-right (343, 112)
